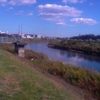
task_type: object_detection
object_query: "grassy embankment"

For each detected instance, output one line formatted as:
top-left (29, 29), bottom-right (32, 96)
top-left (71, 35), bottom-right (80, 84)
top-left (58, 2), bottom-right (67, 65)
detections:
top-left (0, 43), bottom-right (100, 99)
top-left (25, 49), bottom-right (100, 99)
top-left (48, 39), bottom-right (100, 56)
top-left (0, 44), bottom-right (80, 100)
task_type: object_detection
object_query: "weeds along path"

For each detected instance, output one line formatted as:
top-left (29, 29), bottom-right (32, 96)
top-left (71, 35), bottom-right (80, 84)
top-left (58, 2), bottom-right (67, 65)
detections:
top-left (0, 49), bottom-right (96, 100)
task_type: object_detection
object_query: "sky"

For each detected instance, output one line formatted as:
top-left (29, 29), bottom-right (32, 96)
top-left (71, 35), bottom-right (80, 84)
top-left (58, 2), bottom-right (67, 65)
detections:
top-left (0, 0), bottom-right (100, 37)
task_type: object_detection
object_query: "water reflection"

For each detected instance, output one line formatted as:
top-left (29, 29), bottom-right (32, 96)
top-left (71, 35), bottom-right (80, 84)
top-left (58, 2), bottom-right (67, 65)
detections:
top-left (59, 50), bottom-right (100, 63)
top-left (25, 43), bottom-right (100, 72)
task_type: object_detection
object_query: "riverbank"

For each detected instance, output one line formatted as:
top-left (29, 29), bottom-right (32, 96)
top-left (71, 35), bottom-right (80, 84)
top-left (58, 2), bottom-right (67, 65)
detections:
top-left (25, 49), bottom-right (100, 100)
top-left (0, 47), bottom-right (85, 100)
top-left (48, 39), bottom-right (100, 56)
top-left (0, 43), bottom-right (100, 99)
top-left (26, 42), bottom-right (100, 72)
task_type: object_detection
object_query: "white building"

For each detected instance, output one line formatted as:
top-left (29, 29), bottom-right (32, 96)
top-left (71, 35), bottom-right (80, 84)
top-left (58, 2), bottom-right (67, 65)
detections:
top-left (35, 34), bottom-right (41, 38)
top-left (0, 30), bottom-right (9, 34)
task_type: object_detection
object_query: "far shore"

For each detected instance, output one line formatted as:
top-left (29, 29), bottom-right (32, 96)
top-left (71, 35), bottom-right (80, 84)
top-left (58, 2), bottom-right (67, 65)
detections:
top-left (47, 44), bottom-right (100, 57)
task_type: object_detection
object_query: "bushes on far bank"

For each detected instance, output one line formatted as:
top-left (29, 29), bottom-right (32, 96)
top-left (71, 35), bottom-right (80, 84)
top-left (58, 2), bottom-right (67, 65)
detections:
top-left (48, 40), bottom-right (100, 56)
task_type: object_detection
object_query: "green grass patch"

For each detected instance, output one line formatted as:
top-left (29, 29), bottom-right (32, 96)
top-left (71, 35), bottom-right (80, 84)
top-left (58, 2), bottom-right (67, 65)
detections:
top-left (0, 49), bottom-right (79, 100)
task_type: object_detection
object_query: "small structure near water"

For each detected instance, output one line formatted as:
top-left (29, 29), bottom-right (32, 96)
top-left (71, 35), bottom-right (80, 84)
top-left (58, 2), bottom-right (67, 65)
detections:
top-left (13, 41), bottom-right (26, 58)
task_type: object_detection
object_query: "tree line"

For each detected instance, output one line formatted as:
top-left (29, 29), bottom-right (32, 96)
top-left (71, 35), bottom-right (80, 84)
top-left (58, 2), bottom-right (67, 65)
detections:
top-left (70, 34), bottom-right (100, 40)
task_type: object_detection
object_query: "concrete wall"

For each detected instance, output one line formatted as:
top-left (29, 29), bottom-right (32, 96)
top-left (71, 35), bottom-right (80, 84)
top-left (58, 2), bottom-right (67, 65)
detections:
top-left (18, 48), bottom-right (25, 58)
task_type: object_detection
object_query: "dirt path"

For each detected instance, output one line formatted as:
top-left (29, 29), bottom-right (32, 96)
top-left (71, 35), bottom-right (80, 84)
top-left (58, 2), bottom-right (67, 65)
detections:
top-left (19, 57), bottom-right (96, 100)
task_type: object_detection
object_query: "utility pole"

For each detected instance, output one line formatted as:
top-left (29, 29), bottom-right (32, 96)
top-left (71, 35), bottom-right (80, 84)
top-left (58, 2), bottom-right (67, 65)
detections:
top-left (20, 24), bottom-right (22, 42)
top-left (18, 24), bottom-right (22, 42)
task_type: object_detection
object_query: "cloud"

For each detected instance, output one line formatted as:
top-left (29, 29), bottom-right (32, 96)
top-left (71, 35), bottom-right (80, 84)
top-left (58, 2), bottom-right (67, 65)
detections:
top-left (0, 0), bottom-right (7, 3)
top-left (5, 6), bottom-right (13, 11)
top-left (15, 11), bottom-right (34, 16)
top-left (0, 0), bottom-right (36, 6)
top-left (38, 4), bottom-right (82, 25)
top-left (62, 0), bottom-right (85, 4)
top-left (8, 0), bottom-right (36, 5)
top-left (8, 6), bottom-right (13, 10)
top-left (0, 0), bottom-right (7, 6)
top-left (56, 22), bottom-right (66, 26)
top-left (15, 10), bottom-right (24, 15)
top-left (71, 18), bottom-right (97, 25)
top-left (27, 12), bottom-right (33, 16)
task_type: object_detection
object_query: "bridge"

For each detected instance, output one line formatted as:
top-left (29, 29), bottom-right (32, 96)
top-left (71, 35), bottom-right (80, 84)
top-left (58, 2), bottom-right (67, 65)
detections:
top-left (0, 34), bottom-right (22, 44)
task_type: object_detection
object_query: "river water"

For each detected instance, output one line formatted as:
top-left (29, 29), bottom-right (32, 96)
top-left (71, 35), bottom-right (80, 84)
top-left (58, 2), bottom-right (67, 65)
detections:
top-left (25, 42), bottom-right (100, 72)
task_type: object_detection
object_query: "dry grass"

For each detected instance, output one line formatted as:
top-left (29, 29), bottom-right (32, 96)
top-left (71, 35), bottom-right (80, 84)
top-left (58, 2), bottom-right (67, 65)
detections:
top-left (25, 49), bottom-right (100, 100)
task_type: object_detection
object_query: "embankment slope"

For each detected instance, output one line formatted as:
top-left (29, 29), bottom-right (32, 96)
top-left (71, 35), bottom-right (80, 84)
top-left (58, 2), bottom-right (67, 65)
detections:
top-left (0, 49), bottom-right (85, 100)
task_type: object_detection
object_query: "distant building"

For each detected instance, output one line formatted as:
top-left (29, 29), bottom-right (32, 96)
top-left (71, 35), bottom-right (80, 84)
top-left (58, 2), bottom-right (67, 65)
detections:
top-left (35, 34), bottom-right (41, 38)
top-left (0, 30), bottom-right (9, 34)
top-left (26, 35), bottom-right (33, 39)
top-left (19, 33), bottom-right (42, 39)
top-left (21, 34), bottom-right (26, 39)
top-left (21, 34), bottom-right (34, 39)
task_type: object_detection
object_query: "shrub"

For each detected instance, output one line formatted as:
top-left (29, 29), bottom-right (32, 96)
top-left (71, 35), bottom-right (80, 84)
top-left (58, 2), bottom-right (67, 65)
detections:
top-left (0, 43), bottom-right (14, 53)
top-left (25, 49), bottom-right (48, 60)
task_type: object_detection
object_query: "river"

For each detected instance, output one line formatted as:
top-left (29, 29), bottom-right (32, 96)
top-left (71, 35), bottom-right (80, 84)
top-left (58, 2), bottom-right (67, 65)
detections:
top-left (25, 42), bottom-right (100, 72)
